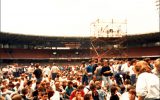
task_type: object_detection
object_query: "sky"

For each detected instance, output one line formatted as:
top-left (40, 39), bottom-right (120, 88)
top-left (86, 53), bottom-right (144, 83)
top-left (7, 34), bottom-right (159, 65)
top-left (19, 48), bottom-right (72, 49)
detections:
top-left (1, 0), bottom-right (159, 36)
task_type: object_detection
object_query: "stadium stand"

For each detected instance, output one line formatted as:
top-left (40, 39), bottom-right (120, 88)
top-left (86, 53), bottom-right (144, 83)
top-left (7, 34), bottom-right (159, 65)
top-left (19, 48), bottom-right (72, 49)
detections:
top-left (0, 31), bottom-right (160, 62)
top-left (0, 32), bottom-right (160, 100)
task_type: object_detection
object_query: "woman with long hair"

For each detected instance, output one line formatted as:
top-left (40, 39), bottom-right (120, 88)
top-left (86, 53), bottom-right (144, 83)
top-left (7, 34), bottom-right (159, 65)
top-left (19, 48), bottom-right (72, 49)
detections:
top-left (134, 61), bottom-right (160, 100)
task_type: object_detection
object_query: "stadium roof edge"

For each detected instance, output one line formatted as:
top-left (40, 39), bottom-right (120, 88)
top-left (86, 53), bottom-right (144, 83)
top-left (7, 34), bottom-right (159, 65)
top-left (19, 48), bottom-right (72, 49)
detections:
top-left (1, 31), bottom-right (160, 37)
top-left (124, 31), bottom-right (160, 36)
top-left (0, 31), bottom-right (92, 38)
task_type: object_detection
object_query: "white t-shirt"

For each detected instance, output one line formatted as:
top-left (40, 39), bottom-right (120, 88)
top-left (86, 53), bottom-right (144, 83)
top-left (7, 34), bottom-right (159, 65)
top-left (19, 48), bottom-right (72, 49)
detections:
top-left (120, 92), bottom-right (129, 100)
top-left (136, 72), bottom-right (160, 99)
top-left (51, 66), bottom-right (59, 73)
top-left (50, 91), bottom-right (60, 100)
top-left (129, 65), bottom-right (135, 75)
top-left (83, 85), bottom-right (90, 94)
top-left (112, 64), bottom-right (119, 73)
top-left (28, 66), bottom-right (34, 74)
top-left (43, 67), bottom-right (51, 75)
top-left (121, 63), bottom-right (129, 73)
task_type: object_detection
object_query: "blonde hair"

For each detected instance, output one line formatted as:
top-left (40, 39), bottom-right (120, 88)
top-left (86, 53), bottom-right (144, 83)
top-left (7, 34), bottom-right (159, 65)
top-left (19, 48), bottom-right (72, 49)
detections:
top-left (0, 96), bottom-right (5, 100)
top-left (134, 61), bottom-right (151, 75)
top-left (155, 58), bottom-right (160, 68)
top-left (11, 94), bottom-right (22, 100)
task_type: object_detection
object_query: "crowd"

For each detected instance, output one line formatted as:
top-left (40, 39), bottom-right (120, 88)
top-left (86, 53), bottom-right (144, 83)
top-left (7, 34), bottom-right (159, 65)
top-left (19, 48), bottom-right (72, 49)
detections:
top-left (0, 58), bottom-right (160, 100)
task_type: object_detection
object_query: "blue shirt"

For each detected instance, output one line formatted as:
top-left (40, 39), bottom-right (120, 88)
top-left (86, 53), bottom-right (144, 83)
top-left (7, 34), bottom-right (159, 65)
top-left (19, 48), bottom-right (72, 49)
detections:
top-left (86, 65), bottom-right (93, 73)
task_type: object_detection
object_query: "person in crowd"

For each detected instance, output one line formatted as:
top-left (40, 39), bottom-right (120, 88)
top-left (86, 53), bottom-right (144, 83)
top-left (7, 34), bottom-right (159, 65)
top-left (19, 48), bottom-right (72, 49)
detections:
top-left (89, 75), bottom-right (97, 85)
top-left (21, 88), bottom-right (30, 100)
top-left (95, 81), bottom-right (107, 100)
top-left (62, 81), bottom-right (67, 90)
top-left (2, 66), bottom-right (9, 79)
top-left (120, 60), bottom-right (130, 83)
top-left (65, 81), bottom-right (75, 99)
top-left (94, 62), bottom-right (102, 81)
top-left (114, 61), bottom-right (123, 86)
top-left (72, 89), bottom-right (84, 100)
top-left (14, 82), bottom-right (21, 93)
top-left (86, 60), bottom-right (93, 83)
top-left (144, 58), bottom-right (154, 69)
top-left (84, 93), bottom-right (93, 100)
top-left (25, 80), bottom-right (34, 99)
top-left (1, 86), bottom-right (12, 100)
top-left (92, 59), bottom-right (98, 75)
top-left (33, 63), bottom-right (43, 83)
top-left (70, 85), bottom-right (85, 100)
top-left (110, 85), bottom-right (119, 100)
top-left (50, 89), bottom-right (60, 100)
top-left (0, 58), bottom-right (159, 100)
top-left (32, 90), bottom-right (38, 100)
top-left (120, 85), bottom-right (134, 100)
top-left (129, 59), bottom-right (137, 85)
top-left (110, 76), bottom-right (117, 86)
top-left (12, 64), bottom-right (19, 78)
top-left (28, 65), bottom-right (34, 80)
top-left (81, 61), bottom-right (88, 85)
top-left (89, 84), bottom-right (100, 100)
top-left (11, 93), bottom-right (22, 100)
top-left (128, 89), bottom-right (137, 100)
top-left (152, 58), bottom-right (160, 78)
top-left (54, 81), bottom-right (65, 100)
top-left (43, 65), bottom-right (51, 78)
top-left (83, 81), bottom-right (91, 94)
top-left (101, 60), bottom-right (112, 88)
top-left (51, 63), bottom-right (60, 80)
top-left (134, 60), bottom-right (160, 100)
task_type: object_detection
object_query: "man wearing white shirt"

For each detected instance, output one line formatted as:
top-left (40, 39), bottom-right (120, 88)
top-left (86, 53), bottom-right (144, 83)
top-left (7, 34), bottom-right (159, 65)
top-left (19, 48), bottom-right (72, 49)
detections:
top-left (51, 63), bottom-right (60, 80)
top-left (121, 61), bottom-right (130, 73)
top-left (27, 65), bottom-right (34, 80)
top-left (43, 65), bottom-right (51, 77)
top-left (121, 60), bottom-right (130, 83)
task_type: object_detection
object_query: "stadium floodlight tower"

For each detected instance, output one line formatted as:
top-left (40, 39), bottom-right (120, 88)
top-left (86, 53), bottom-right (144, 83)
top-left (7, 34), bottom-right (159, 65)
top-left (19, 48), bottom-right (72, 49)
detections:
top-left (90, 18), bottom-right (128, 60)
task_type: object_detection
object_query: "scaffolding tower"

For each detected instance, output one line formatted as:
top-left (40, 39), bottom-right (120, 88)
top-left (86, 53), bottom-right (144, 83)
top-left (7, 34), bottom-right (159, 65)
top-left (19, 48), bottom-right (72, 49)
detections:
top-left (90, 18), bottom-right (128, 60)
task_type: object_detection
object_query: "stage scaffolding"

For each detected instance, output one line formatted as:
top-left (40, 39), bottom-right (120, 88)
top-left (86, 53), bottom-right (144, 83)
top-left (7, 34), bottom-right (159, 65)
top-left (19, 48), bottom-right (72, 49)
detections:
top-left (89, 19), bottom-right (128, 60)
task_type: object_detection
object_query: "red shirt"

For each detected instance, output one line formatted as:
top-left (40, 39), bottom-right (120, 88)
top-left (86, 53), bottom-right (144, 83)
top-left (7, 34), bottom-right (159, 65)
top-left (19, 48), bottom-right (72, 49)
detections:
top-left (70, 90), bottom-right (85, 100)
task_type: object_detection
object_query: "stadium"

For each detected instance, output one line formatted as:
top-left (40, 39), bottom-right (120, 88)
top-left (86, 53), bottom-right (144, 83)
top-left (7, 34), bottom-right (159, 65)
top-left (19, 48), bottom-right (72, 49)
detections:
top-left (0, 0), bottom-right (160, 100)
top-left (0, 31), bottom-right (160, 65)
top-left (0, 30), bottom-right (160, 100)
